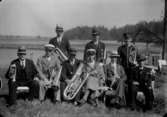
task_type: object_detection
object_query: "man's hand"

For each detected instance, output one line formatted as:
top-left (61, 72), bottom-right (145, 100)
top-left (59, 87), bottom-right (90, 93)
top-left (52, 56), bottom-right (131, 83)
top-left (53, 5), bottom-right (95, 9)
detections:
top-left (65, 79), bottom-right (71, 84)
top-left (34, 77), bottom-right (39, 81)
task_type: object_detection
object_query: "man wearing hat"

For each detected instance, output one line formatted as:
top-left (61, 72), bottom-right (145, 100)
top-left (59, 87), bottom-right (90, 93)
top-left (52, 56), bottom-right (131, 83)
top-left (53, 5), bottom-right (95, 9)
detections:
top-left (49, 25), bottom-right (71, 58)
top-left (79, 48), bottom-right (105, 107)
top-left (60, 48), bottom-right (81, 103)
top-left (117, 33), bottom-right (138, 106)
top-left (131, 55), bottom-right (155, 111)
top-left (84, 28), bottom-right (106, 63)
top-left (36, 44), bottom-right (61, 103)
top-left (104, 51), bottom-right (127, 107)
top-left (5, 46), bottom-right (40, 106)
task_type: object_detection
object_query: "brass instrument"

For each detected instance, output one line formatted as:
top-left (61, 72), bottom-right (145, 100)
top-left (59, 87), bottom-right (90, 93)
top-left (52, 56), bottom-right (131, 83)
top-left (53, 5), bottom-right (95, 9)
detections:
top-left (9, 64), bottom-right (16, 82)
top-left (128, 45), bottom-right (137, 66)
top-left (63, 62), bottom-right (89, 100)
top-left (54, 47), bottom-right (68, 62)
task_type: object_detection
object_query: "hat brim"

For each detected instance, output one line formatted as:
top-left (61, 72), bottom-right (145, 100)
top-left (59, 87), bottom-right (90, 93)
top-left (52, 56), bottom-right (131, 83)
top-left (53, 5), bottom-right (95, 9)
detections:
top-left (137, 58), bottom-right (146, 62)
top-left (56, 29), bottom-right (63, 32)
top-left (17, 52), bottom-right (26, 55)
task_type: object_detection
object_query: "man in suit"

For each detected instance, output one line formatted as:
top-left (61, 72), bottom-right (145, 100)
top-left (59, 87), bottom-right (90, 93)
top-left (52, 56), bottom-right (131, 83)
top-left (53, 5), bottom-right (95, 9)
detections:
top-left (83, 28), bottom-right (106, 63)
top-left (104, 51), bottom-right (127, 107)
top-left (60, 48), bottom-right (81, 103)
top-left (49, 25), bottom-right (71, 58)
top-left (131, 55), bottom-right (155, 111)
top-left (117, 33), bottom-right (138, 106)
top-left (5, 46), bottom-right (40, 106)
top-left (36, 44), bottom-right (61, 103)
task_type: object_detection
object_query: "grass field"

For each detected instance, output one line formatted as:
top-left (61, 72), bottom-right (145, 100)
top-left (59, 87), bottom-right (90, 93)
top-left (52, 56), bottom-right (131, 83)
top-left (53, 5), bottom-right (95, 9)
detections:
top-left (0, 38), bottom-right (166, 117)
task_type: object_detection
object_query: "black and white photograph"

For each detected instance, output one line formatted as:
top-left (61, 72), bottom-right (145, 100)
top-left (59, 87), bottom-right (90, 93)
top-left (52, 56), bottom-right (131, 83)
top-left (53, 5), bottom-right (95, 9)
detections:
top-left (0, 0), bottom-right (167, 117)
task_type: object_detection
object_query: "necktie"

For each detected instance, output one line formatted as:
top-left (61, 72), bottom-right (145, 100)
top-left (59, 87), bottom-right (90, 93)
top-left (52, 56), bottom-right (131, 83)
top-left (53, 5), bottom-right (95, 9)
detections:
top-left (21, 60), bottom-right (25, 68)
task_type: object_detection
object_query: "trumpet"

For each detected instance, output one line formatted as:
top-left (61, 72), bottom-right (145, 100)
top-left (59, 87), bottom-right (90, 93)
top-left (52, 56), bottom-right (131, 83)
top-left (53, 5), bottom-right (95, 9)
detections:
top-left (9, 64), bottom-right (16, 82)
top-left (128, 45), bottom-right (137, 66)
top-left (54, 47), bottom-right (68, 62)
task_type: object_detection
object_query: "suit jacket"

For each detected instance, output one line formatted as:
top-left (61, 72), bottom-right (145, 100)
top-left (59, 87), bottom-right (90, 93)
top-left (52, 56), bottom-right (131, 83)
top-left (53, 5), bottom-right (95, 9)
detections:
top-left (36, 53), bottom-right (61, 81)
top-left (60, 59), bottom-right (81, 83)
top-left (84, 40), bottom-right (106, 63)
top-left (104, 63), bottom-right (127, 82)
top-left (49, 36), bottom-right (71, 57)
top-left (117, 44), bottom-right (138, 69)
top-left (131, 66), bottom-right (155, 88)
top-left (5, 58), bottom-right (38, 82)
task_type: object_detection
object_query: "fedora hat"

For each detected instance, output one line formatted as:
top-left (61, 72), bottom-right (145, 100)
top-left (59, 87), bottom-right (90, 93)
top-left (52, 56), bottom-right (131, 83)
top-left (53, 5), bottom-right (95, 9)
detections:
top-left (69, 48), bottom-right (77, 55)
top-left (92, 28), bottom-right (100, 36)
top-left (87, 49), bottom-right (96, 56)
top-left (56, 25), bottom-right (63, 32)
top-left (17, 46), bottom-right (26, 55)
top-left (137, 55), bottom-right (146, 62)
top-left (44, 44), bottom-right (55, 51)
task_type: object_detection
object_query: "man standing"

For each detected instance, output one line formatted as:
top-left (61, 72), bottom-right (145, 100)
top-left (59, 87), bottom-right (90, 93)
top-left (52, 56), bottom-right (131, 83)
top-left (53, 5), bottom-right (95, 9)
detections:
top-left (117, 33), bottom-right (138, 106)
top-left (5, 46), bottom-right (39, 106)
top-left (84, 28), bottom-right (106, 63)
top-left (60, 48), bottom-right (81, 103)
top-left (36, 44), bottom-right (61, 103)
top-left (104, 51), bottom-right (127, 107)
top-left (49, 25), bottom-right (71, 58)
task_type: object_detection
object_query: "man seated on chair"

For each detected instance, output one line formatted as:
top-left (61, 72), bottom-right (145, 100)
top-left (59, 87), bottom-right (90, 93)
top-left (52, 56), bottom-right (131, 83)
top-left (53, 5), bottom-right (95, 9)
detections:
top-left (5, 46), bottom-right (40, 106)
top-left (79, 49), bottom-right (105, 107)
top-left (104, 51), bottom-right (127, 108)
top-left (36, 44), bottom-right (61, 103)
top-left (131, 55), bottom-right (155, 111)
top-left (60, 48), bottom-right (81, 104)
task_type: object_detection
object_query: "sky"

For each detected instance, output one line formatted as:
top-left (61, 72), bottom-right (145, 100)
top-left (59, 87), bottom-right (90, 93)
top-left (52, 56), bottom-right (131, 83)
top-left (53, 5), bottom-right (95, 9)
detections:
top-left (0, 0), bottom-right (164, 36)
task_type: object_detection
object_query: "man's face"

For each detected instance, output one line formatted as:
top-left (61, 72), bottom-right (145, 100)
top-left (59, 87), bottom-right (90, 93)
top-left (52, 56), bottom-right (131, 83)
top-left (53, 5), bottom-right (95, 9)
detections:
top-left (92, 35), bottom-right (100, 42)
top-left (126, 38), bottom-right (133, 46)
top-left (139, 60), bottom-right (145, 67)
top-left (18, 54), bottom-right (26, 60)
top-left (88, 54), bottom-right (95, 62)
top-left (45, 48), bottom-right (53, 57)
top-left (110, 57), bottom-right (117, 64)
top-left (69, 54), bottom-right (76, 60)
top-left (56, 31), bottom-right (63, 37)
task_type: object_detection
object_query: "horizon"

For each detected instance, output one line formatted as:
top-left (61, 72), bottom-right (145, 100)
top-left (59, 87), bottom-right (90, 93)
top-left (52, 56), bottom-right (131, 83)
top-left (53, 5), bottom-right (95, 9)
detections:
top-left (0, 0), bottom-right (164, 37)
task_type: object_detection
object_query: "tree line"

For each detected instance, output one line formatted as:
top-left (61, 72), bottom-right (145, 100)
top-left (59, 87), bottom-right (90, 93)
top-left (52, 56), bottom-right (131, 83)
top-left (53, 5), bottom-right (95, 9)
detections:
top-left (64, 20), bottom-right (163, 43)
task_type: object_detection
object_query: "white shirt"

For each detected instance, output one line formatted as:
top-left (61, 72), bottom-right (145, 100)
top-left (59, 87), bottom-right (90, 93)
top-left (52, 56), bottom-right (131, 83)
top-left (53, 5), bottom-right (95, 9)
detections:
top-left (20, 59), bottom-right (25, 68)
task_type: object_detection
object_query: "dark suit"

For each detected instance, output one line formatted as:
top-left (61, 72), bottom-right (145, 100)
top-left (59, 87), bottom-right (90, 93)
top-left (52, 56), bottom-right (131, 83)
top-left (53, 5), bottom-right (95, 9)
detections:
top-left (131, 66), bottom-right (155, 110)
top-left (84, 41), bottom-right (106, 63)
top-left (49, 37), bottom-right (71, 57)
top-left (117, 44), bottom-right (138, 105)
top-left (60, 59), bottom-right (81, 101)
top-left (5, 58), bottom-right (39, 105)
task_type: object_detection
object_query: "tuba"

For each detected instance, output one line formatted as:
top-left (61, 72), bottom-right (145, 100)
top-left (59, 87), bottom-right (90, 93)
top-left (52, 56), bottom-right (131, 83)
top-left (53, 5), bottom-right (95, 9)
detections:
top-left (54, 47), bottom-right (68, 62)
top-left (63, 62), bottom-right (89, 100)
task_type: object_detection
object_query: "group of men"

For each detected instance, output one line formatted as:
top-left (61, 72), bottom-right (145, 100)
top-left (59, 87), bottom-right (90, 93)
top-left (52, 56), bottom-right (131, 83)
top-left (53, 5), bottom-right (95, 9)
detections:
top-left (5, 25), bottom-right (155, 112)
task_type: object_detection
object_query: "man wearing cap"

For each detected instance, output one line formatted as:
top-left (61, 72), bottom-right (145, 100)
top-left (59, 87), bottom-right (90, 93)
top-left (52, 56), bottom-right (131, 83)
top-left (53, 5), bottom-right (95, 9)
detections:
top-left (5, 46), bottom-right (40, 106)
top-left (36, 44), bottom-right (61, 103)
top-left (84, 28), bottom-right (106, 63)
top-left (131, 55), bottom-right (155, 111)
top-left (49, 25), bottom-right (71, 58)
top-left (117, 33), bottom-right (138, 106)
top-left (60, 48), bottom-right (81, 102)
top-left (104, 51), bottom-right (127, 107)
top-left (79, 49), bottom-right (105, 107)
